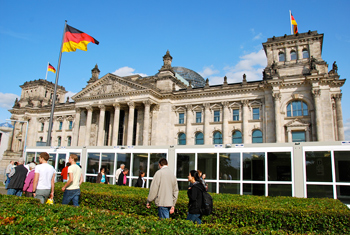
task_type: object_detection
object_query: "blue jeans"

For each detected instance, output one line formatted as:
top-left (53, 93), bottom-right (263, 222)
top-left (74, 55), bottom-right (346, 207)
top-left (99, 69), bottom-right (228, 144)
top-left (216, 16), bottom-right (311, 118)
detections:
top-left (5, 173), bottom-right (10, 189)
top-left (186, 213), bottom-right (202, 224)
top-left (62, 189), bottom-right (80, 206)
top-left (158, 206), bottom-right (171, 219)
top-left (7, 188), bottom-right (23, 197)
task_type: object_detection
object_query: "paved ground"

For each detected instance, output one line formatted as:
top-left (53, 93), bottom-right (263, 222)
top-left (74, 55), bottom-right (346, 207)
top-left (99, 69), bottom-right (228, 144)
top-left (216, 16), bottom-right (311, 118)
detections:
top-left (0, 186), bottom-right (7, 195)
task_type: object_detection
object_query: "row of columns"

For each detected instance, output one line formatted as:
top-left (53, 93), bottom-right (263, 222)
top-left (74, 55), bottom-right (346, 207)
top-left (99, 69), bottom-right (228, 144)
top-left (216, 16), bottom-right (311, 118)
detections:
top-left (74, 101), bottom-right (152, 147)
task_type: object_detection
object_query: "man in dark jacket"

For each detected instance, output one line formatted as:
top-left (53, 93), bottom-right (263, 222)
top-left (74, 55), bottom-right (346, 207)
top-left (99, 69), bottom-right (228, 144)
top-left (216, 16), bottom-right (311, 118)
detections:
top-left (7, 158), bottom-right (28, 196)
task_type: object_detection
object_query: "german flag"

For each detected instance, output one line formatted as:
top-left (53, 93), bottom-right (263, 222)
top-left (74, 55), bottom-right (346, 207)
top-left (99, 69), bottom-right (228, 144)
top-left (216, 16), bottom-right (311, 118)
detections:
top-left (291, 13), bottom-right (298, 34)
top-left (48, 63), bottom-right (56, 73)
top-left (62, 24), bottom-right (99, 52)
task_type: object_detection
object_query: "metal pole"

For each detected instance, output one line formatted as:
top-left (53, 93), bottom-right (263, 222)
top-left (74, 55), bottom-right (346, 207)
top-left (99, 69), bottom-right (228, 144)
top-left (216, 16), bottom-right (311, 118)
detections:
top-left (289, 10), bottom-right (293, 35)
top-left (23, 120), bottom-right (28, 160)
top-left (45, 62), bottom-right (49, 80)
top-left (46, 21), bottom-right (67, 146)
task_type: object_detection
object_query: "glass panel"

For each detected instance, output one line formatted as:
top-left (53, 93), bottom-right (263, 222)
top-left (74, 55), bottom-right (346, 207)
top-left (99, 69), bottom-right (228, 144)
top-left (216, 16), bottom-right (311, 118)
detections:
top-left (117, 153), bottom-right (131, 171)
top-left (67, 137), bottom-right (71, 146)
top-left (305, 151), bottom-right (332, 182)
top-left (213, 132), bottom-right (222, 144)
top-left (206, 182), bottom-right (217, 193)
top-left (303, 102), bottom-right (308, 116)
top-left (243, 183), bottom-right (265, 196)
top-left (290, 51), bottom-right (297, 60)
top-left (176, 153), bottom-right (195, 179)
top-left (133, 153), bottom-right (148, 177)
top-left (232, 131), bottom-right (242, 144)
top-left (287, 103), bottom-right (291, 117)
top-left (178, 181), bottom-right (190, 191)
top-left (179, 113), bottom-right (184, 124)
top-left (334, 151), bottom-right (350, 182)
top-left (87, 153), bottom-right (100, 174)
top-left (307, 185), bottom-right (333, 198)
top-left (279, 53), bottom-right (285, 62)
top-left (69, 121), bottom-right (73, 130)
top-left (292, 131), bottom-right (305, 142)
top-left (48, 153), bottom-right (56, 168)
top-left (268, 184), bottom-right (292, 196)
top-left (220, 153), bottom-right (240, 180)
top-left (233, 109), bottom-right (239, 121)
top-left (86, 175), bottom-right (97, 183)
top-left (196, 112), bottom-right (201, 123)
top-left (26, 152), bottom-right (35, 163)
top-left (214, 110), bottom-right (220, 122)
top-left (198, 153), bottom-right (217, 180)
top-left (302, 50), bottom-right (309, 59)
top-left (268, 152), bottom-right (292, 181)
top-left (292, 101), bottom-right (302, 116)
top-left (252, 130), bottom-right (263, 143)
top-left (337, 186), bottom-right (350, 204)
top-left (178, 133), bottom-right (186, 145)
top-left (101, 153), bottom-right (115, 176)
top-left (57, 153), bottom-right (66, 172)
top-left (150, 153), bottom-right (166, 177)
top-left (219, 183), bottom-right (240, 194)
top-left (253, 108), bottom-right (259, 120)
top-left (195, 133), bottom-right (204, 145)
top-left (243, 152), bottom-right (265, 181)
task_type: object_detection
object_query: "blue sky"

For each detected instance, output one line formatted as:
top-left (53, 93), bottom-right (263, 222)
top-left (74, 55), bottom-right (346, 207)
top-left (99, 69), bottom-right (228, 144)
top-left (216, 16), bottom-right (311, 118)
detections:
top-left (1, 0), bottom-right (350, 139)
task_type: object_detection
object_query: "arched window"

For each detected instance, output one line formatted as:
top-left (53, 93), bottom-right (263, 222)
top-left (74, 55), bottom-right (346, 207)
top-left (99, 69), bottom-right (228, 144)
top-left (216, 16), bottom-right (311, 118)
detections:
top-left (252, 130), bottom-right (263, 143)
top-left (290, 50), bottom-right (297, 60)
top-left (58, 136), bottom-right (62, 146)
top-left (232, 131), bottom-right (242, 144)
top-left (286, 100), bottom-right (308, 117)
top-left (302, 49), bottom-right (309, 59)
top-left (195, 132), bottom-right (204, 145)
top-left (178, 133), bottom-right (186, 145)
top-left (279, 52), bottom-right (285, 62)
top-left (213, 131), bottom-right (222, 144)
top-left (67, 136), bottom-right (72, 146)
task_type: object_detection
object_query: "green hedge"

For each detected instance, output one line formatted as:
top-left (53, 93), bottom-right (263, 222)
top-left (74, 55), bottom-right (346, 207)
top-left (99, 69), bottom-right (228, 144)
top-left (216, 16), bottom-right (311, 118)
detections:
top-left (0, 195), bottom-right (290, 235)
top-left (1, 182), bottom-right (349, 234)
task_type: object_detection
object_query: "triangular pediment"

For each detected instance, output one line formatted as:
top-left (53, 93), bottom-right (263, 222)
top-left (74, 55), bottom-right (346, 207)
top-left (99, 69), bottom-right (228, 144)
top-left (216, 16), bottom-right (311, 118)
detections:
top-left (72, 74), bottom-right (150, 100)
top-left (285, 118), bottom-right (309, 127)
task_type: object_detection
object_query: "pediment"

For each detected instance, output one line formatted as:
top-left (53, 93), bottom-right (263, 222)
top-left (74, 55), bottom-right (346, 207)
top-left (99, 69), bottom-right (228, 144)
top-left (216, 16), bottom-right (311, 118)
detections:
top-left (72, 74), bottom-right (149, 100)
top-left (285, 118), bottom-right (309, 127)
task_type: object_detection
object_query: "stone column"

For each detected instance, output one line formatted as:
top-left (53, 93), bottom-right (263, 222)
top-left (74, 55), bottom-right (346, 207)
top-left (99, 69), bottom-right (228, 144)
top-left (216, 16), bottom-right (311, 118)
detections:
top-left (73, 108), bottom-right (81, 146)
top-left (143, 100), bottom-right (151, 146)
top-left (334, 94), bottom-right (344, 141)
top-left (97, 105), bottom-right (106, 146)
top-left (287, 129), bottom-right (292, 143)
top-left (312, 89), bottom-right (323, 141)
top-left (186, 105), bottom-right (192, 145)
top-left (127, 102), bottom-right (135, 146)
top-left (7, 121), bottom-right (16, 151)
top-left (112, 103), bottom-right (120, 146)
top-left (204, 103), bottom-right (210, 144)
top-left (273, 92), bottom-right (282, 143)
top-left (85, 106), bottom-right (93, 146)
top-left (222, 101), bottom-right (229, 144)
top-left (306, 128), bottom-right (310, 142)
top-left (242, 100), bottom-right (250, 143)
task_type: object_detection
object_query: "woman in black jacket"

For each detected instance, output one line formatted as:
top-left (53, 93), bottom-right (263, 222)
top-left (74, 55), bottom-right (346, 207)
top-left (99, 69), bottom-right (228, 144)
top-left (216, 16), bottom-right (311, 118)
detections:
top-left (186, 170), bottom-right (205, 224)
top-left (135, 171), bottom-right (146, 188)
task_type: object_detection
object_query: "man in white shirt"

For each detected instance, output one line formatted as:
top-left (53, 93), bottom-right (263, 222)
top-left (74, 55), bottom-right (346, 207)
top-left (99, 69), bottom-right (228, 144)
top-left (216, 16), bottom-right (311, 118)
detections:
top-left (62, 154), bottom-right (83, 206)
top-left (32, 152), bottom-right (56, 204)
top-left (115, 164), bottom-right (125, 184)
top-left (5, 161), bottom-right (14, 189)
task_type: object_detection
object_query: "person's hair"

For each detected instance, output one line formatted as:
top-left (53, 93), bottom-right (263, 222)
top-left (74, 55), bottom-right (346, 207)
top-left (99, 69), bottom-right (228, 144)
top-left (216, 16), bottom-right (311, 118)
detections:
top-left (14, 162), bottom-right (18, 166)
top-left (197, 170), bottom-right (202, 177)
top-left (139, 171), bottom-right (144, 177)
top-left (39, 152), bottom-right (50, 161)
top-left (158, 158), bottom-right (168, 166)
top-left (70, 154), bottom-right (78, 162)
top-left (66, 162), bottom-right (71, 167)
top-left (120, 164), bottom-right (125, 167)
top-left (100, 167), bottom-right (105, 172)
top-left (189, 170), bottom-right (201, 182)
top-left (17, 158), bottom-right (25, 164)
top-left (29, 162), bottom-right (36, 170)
top-left (124, 168), bottom-right (129, 173)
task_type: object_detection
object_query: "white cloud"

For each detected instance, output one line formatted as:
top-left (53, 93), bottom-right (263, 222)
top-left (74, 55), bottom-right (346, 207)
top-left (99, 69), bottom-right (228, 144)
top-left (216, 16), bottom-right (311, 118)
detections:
top-left (253, 33), bottom-right (263, 40)
top-left (199, 66), bottom-right (220, 78)
top-left (113, 66), bottom-right (148, 77)
top-left (344, 118), bottom-right (350, 141)
top-left (65, 91), bottom-right (76, 102)
top-left (0, 92), bottom-right (19, 109)
top-left (208, 49), bottom-right (267, 85)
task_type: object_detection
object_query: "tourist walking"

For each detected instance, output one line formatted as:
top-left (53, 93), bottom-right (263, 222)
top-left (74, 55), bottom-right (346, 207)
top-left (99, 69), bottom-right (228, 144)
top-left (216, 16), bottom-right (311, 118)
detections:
top-left (5, 161), bottom-right (14, 189)
top-left (62, 154), bottom-right (83, 206)
top-left (186, 170), bottom-right (205, 224)
top-left (97, 167), bottom-right (109, 184)
top-left (146, 158), bottom-right (179, 219)
top-left (117, 168), bottom-right (129, 186)
top-left (135, 171), bottom-right (146, 188)
top-left (61, 162), bottom-right (71, 182)
top-left (115, 164), bottom-right (125, 184)
top-left (7, 158), bottom-right (28, 196)
top-left (23, 163), bottom-right (36, 197)
top-left (32, 152), bottom-right (56, 204)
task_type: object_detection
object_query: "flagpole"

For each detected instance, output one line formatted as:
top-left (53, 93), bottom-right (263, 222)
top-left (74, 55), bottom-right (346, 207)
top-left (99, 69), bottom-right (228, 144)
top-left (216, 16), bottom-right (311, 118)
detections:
top-left (46, 20), bottom-right (67, 146)
top-left (289, 10), bottom-right (293, 35)
top-left (45, 62), bottom-right (49, 80)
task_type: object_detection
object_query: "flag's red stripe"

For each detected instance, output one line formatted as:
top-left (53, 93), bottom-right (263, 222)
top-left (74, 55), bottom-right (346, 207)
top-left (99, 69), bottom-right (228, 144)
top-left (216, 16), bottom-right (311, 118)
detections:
top-left (64, 31), bottom-right (99, 45)
top-left (48, 65), bottom-right (56, 71)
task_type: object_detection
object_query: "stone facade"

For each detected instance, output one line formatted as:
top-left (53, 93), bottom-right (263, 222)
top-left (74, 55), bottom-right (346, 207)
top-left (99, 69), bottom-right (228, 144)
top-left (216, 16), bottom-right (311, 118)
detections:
top-left (2, 31), bottom-right (346, 163)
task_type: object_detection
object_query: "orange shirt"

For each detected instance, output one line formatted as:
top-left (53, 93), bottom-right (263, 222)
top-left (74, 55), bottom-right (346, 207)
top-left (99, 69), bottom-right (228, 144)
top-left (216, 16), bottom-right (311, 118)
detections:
top-left (61, 166), bottom-right (68, 180)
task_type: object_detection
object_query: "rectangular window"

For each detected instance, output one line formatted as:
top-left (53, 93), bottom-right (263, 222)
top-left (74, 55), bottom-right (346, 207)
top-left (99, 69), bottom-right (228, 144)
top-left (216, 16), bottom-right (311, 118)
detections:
top-left (196, 112), bottom-right (202, 123)
top-left (67, 136), bottom-right (71, 146)
top-left (40, 123), bottom-right (44, 131)
top-left (232, 109), bottom-right (239, 121)
top-left (252, 108), bottom-right (260, 120)
top-left (59, 121), bottom-right (63, 130)
top-left (214, 110), bottom-right (220, 122)
top-left (69, 121), bottom-right (73, 130)
top-left (179, 113), bottom-right (184, 124)
top-left (292, 131), bottom-right (306, 142)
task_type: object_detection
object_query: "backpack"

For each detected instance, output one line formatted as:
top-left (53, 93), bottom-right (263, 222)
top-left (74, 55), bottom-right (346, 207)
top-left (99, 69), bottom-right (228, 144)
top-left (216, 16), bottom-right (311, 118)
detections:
top-left (195, 184), bottom-right (213, 216)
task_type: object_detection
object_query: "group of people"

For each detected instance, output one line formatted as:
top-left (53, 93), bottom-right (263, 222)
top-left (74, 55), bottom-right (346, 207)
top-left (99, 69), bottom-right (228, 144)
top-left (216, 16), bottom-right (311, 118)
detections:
top-left (5, 153), bottom-right (83, 206)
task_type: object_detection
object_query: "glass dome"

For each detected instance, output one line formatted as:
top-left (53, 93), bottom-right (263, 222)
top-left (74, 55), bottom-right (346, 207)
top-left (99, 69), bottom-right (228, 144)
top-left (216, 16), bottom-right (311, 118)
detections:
top-left (172, 67), bottom-right (206, 88)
